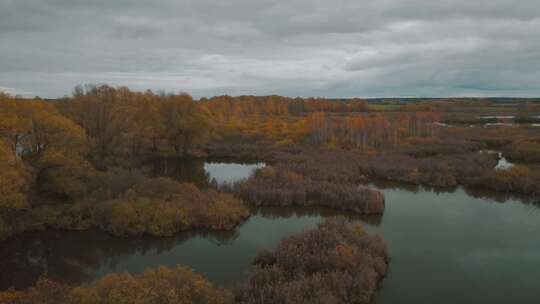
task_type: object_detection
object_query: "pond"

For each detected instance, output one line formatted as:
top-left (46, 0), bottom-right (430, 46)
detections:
top-left (1, 161), bottom-right (540, 304)
top-left (204, 161), bottom-right (265, 185)
top-left (142, 158), bottom-right (264, 186)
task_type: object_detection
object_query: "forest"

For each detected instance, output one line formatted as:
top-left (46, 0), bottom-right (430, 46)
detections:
top-left (0, 87), bottom-right (244, 241)
top-left (1, 85), bottom-right (540, 303)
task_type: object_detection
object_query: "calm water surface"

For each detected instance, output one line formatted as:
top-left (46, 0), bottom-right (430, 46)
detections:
top-left (143, 158), bottom-right (264, 186)
top-left (1, 161), bottom-right (540, 304)
top-left (204, 162), bottom-right (265, 185)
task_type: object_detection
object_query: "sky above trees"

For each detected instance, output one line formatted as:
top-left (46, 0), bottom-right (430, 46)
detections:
top-left (1, 0), bottom-right (540, 98)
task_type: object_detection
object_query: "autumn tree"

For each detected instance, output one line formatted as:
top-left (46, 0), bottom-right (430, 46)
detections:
top-left (0, 139), bottom-right (33, 240)
top-left (0, 139), bottom-right (31, 211)
top-left (308, 112), bottom-right (330, 145)
top-left (62, 85), bottom-right (212, 161)
top-left (161, 94), bottom-right (212, 157)
top-left (0, 93), bottom-right (88, 200)
top-left (61, 85), bottom-right (135, 162)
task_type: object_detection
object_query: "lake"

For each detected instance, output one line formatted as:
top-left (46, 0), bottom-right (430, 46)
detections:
top-left (1, 160), bottom-right (539, 304)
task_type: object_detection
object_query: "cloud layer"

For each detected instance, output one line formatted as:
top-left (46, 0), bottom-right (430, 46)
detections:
top-left (1, 0), bottom-right (540, 98)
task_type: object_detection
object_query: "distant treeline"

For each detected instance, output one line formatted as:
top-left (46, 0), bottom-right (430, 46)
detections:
top-left (354, 97), bottom-right (540, 104)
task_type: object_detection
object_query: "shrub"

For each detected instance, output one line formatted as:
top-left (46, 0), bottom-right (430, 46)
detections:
top-left (0, 266), bottom-right (233, 304)
top-left (469, 165), bottom-right (540, 196)
top-left (234, 167), bottom-right (385, 214)
top-left (236, 217), bottom-right (388, 304)
top-left (91, 177), bottom-right (249, 236)
top-left (504, 140), bottom-right (540, 162)
top-left (275, 148), bottom-right (496, 190)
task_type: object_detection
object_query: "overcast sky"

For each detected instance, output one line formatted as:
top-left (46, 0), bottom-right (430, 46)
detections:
top-left (1, 0), bottom-right (540, 98)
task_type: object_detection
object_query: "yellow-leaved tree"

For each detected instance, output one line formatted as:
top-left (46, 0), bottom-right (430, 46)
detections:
top-left (0, 94), bottom-right (89, 200)
top-left (161, 94), bottom-right (213, 156)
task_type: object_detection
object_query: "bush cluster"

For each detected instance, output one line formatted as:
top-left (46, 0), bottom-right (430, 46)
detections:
top-left (236, 217), bottom-right (388, 304)
top-left (1, 161), bottom-right (250, 240)
top-left (275, 148), bottom-right (496, 189)
top-left (59, 177), bottom-right (250, 237)
top-left (232, 167), bottom-right (385, 214)
top-left (469, 165), bottom-right (540, 197)
top-left (0, 266), bottom-right (233, 304)
top-left (503, 140), bottom-right (540, 162)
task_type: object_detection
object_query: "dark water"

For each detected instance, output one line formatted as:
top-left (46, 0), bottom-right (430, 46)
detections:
top-left (368, 183), bottom-right (540, 304)
top-left (0, 207), bottom-right (347, 290)
top-left (2, 161), bottom-right (540, 303)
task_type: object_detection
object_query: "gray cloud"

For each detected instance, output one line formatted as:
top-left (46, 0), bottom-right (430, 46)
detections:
top-left (1, 0), bottom-right (540, 97)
